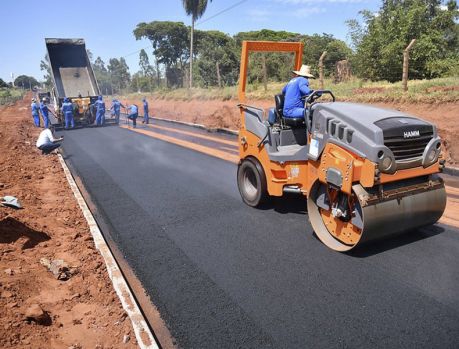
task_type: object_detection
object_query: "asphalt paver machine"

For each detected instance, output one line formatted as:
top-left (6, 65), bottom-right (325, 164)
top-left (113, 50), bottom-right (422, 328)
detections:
top-left (236, 41), bottom-right (447, 251)
top-left (45, 38), bottom-right (99, 126)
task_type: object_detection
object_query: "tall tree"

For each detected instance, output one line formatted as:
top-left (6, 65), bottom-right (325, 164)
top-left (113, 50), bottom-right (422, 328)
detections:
top-left (14, 75), bottom-right (39, 90)
top-left (134, 21), bottom-right (189, 87)
top-left (107, 58), bottom-right (131, 92)
top-left (181, 0), bottom-right (212, 89)
top-left (349, 0), bottom-right (459, 81)
top-left (93, 57), bottom-right (113, 95)
top-left (40, 54), bottom-right (52, 88)
top-left (139, 49), bottom-right (155, 91)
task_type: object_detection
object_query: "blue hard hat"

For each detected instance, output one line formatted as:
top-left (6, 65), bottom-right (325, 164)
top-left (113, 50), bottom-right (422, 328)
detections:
top-left (98, 95), bottom-right (102, 100)
top-left (64, 97), bottom-right (69, 102)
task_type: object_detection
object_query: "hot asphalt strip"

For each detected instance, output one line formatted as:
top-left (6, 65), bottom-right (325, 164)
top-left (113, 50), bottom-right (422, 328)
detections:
top-left (59, 123), bottom-right (459, 349)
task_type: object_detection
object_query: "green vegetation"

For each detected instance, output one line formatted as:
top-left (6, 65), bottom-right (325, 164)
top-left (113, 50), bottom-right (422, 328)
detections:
top-left (117, 76), bottom-right (459, 104)
top-left (0, 88), bottom-right (25, 105)
top-left (348, 0), bottom-right (459, 81)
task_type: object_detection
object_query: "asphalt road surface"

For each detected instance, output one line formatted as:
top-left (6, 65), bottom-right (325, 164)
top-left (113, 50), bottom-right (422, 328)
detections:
top-left (60, 123), bottom-right (459, 349)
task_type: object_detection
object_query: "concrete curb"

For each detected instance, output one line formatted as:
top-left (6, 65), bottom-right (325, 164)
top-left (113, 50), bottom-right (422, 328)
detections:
top-left (444, 166), bottom-right (459, 177)
top-left (58, 154), bottom-right (159, 349)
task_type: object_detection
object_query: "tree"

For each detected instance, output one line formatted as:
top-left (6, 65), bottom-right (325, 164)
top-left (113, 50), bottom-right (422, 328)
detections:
top-left (194, 30), bottom-right (239, 87)
top-left (349, 0), bottom-right (459, 81)
top-left (93, 57), bottom-right (113, 95)
top-left (181, 0), bottom-right (212, 89)
top-left (14, 75), bottom-right (39, 90)
top-left (139, 49), bottom-right (155, 90)
top-left (107, 58), bottom-right (131, 92)
top-left (0, 78), bottom-right (8, 88)
top-left (134, 21), bottom-right (189, 87)
top-left (40, 54), bottom-right (52, 88)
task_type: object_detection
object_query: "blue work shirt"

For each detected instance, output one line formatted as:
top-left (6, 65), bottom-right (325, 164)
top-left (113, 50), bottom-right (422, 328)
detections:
top-left (112, 101), bottom-right (122, 113)
top-left (94, 100), bottom-right (105, 113)
top-left (39, 102), bottom-right (49, 117)
top-left (129, 105), bottom-right (138, 116)
top-left (31, 102), bottom-right (40, 115)
top-left (143, 100), bottom-right (148, 113)
top-left (62, 102), bottom-right (73, 115)
top-left (282, 77), bottom-right (311, 118)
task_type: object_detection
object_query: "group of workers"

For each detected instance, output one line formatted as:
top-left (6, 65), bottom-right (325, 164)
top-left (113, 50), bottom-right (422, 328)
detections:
top-left (31, 95), bottom-right (151, 130)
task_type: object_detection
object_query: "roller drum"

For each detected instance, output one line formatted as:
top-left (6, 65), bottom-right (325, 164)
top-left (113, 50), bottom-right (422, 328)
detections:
top-left (308, 176), bottom-right (447, 252)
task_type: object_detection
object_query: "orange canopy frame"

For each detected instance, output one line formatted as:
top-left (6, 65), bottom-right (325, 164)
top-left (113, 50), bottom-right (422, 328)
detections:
top-left (237, 41), bottom-right (304, 103)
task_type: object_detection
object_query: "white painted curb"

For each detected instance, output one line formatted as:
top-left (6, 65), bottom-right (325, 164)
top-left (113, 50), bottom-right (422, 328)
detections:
top-left (58, 154), bottom-right (159, 349)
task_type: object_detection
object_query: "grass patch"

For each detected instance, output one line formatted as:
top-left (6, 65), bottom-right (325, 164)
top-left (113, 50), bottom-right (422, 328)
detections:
top-left (0, 88), bottom-right (25, 105)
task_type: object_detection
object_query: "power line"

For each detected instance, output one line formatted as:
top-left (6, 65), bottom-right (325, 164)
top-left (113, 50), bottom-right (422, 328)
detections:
top-left (196, 0), bottom-right (249, 26)
top-left (118, 0), bottom-right (249, 60)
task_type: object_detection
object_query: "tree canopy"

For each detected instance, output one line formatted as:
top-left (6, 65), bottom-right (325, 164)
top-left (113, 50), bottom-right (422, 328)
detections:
top-left (14, 75), bottom-right (39, 90)
top-left (348, 0), bottom-right (459, 81)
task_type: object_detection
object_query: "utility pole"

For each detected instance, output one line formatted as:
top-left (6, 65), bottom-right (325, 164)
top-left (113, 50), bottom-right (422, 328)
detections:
top-left (216, 61), bottom-right (222, 88)
top-left (402, 39), bottom-right (416, 92)
top-left (262, 54), bottom-right (268, 92)
top-left (319, 51), bottom-right (327, 90)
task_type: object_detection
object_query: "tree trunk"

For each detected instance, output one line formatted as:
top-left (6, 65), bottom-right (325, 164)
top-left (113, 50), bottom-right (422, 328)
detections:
top-left (189, 16), bottom-right (195, 89)
top-left (216, 61), bottom-right (222, 88)
top-left (155, 57), bottom-right (160, 88)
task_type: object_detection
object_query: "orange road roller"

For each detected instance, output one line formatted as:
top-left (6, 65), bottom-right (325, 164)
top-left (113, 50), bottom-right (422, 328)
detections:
top-left (236, 41), bottom-right (447, 251)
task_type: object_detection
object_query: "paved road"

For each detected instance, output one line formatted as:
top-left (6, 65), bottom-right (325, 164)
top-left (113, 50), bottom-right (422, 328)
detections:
top-left (61, 124), bottom-right (459, 349)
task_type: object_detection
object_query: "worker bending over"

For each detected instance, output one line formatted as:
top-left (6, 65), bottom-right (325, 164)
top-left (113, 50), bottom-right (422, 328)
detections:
top-left (61, 97), bottom-right (74, 129)
top-left (282, 65), bottom-right (315, 119)
top-left (36, 126), bottom-right (63, 154)
top-left (94, 95), bottom-right (106, 126)
top-left (142, 98), bottom-right (149, 124)
top-left (31, 98), bottom-right (40, 127)
top-left (127, 104), bottom-right (138, 128)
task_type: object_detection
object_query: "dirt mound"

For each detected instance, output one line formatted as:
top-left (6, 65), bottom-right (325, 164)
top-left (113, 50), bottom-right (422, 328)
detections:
top-left (0, 95), bottom-right (137, 348)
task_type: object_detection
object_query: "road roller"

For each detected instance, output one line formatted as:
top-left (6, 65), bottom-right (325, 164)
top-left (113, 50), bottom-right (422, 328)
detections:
top-left (236, 41), bottom-right (447, 251)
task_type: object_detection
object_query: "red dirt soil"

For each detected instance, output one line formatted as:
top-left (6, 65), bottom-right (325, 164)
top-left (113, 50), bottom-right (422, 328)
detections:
top-left (0, 95), bottom-right (137, 348)
top-left (122, 97), bottom-right (459, 166)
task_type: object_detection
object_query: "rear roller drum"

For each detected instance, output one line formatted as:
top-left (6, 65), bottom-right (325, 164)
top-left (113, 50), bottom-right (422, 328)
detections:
top-left (237, 158), bottom-right (268, 207)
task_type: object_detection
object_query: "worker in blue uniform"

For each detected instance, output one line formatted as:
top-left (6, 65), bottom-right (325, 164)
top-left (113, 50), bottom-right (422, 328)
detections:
top-left (61, 97), bottom-right (75, 129)
top-left (39, 98), bottom-right (52, 129)
top-left (281, 65), bottom-right (315, 119)
top-left (127, 104), bottom-right (138, 128)
top-left (94, 95), bottom-right (106, 126)
top-left (110, 99), bottom-right (124, 124)
top-left (142, 98), bottom-right (149, 124)
top-left (31, 98), bottom-right (40, 127)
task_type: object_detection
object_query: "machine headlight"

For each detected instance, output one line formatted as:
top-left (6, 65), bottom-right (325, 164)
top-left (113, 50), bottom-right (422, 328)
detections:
top-left (427, 149), bottom-right (437, 163)
top-left (381, 156), bottom-right (393, 171)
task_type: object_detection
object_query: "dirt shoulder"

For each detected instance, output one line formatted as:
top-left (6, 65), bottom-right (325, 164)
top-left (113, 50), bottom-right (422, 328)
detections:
top-left (120, 97), bottom-right (458, 166)
top-left (0, 95), bottom-right (138, 348)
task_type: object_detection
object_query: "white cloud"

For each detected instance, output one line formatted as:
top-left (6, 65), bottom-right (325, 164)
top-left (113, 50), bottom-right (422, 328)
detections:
top-left (293, 6), bottom-right (327, 18)
top-left (246, 8), bottom-right (273, 21)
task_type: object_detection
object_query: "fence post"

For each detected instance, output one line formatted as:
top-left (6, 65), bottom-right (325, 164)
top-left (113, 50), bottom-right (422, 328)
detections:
top-left (402, 39), bottom-right (416, 92)
top-left (319, 51), bottom-right (327, 90)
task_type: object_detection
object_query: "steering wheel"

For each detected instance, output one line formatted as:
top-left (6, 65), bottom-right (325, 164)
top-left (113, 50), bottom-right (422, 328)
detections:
top-left (305, 90), bottom-right (336, 105)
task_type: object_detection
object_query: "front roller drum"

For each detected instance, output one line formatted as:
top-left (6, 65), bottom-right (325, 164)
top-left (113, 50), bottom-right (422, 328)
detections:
top-left (308, 177), bottom-right (447, 252)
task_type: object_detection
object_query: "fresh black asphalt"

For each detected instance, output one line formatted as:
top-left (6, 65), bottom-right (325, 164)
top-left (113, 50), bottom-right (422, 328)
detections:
top-left (60, 125), bottom-right (459, 349)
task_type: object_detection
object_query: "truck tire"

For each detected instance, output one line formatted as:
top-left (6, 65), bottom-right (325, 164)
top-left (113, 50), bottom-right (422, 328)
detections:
top-left (237, 158), bottom-right (268, 207)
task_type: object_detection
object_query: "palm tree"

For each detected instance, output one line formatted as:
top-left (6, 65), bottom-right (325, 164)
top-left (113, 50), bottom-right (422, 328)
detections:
top-left (182, 0), bottom-right (211, 89)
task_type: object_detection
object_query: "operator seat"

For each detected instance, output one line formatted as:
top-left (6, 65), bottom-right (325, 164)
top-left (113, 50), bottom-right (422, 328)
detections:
top-left (274, 94), bottom-right (305, 128)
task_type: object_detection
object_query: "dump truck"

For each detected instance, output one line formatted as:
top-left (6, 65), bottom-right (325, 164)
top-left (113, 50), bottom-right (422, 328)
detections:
top-left (236, 41), bottom-right (447, 251)
top-left (45, 38), bottom-right (100, 125)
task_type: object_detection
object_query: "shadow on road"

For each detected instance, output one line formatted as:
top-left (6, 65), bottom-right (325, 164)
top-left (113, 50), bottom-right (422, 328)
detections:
top-left (258, 194), bottom-right (307, 215)
top-left (346, 224), bottom-right (445, 258)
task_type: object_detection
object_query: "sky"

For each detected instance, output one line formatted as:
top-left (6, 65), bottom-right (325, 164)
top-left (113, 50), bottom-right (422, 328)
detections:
top-left (0, 0), bottom-right (380, 83)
